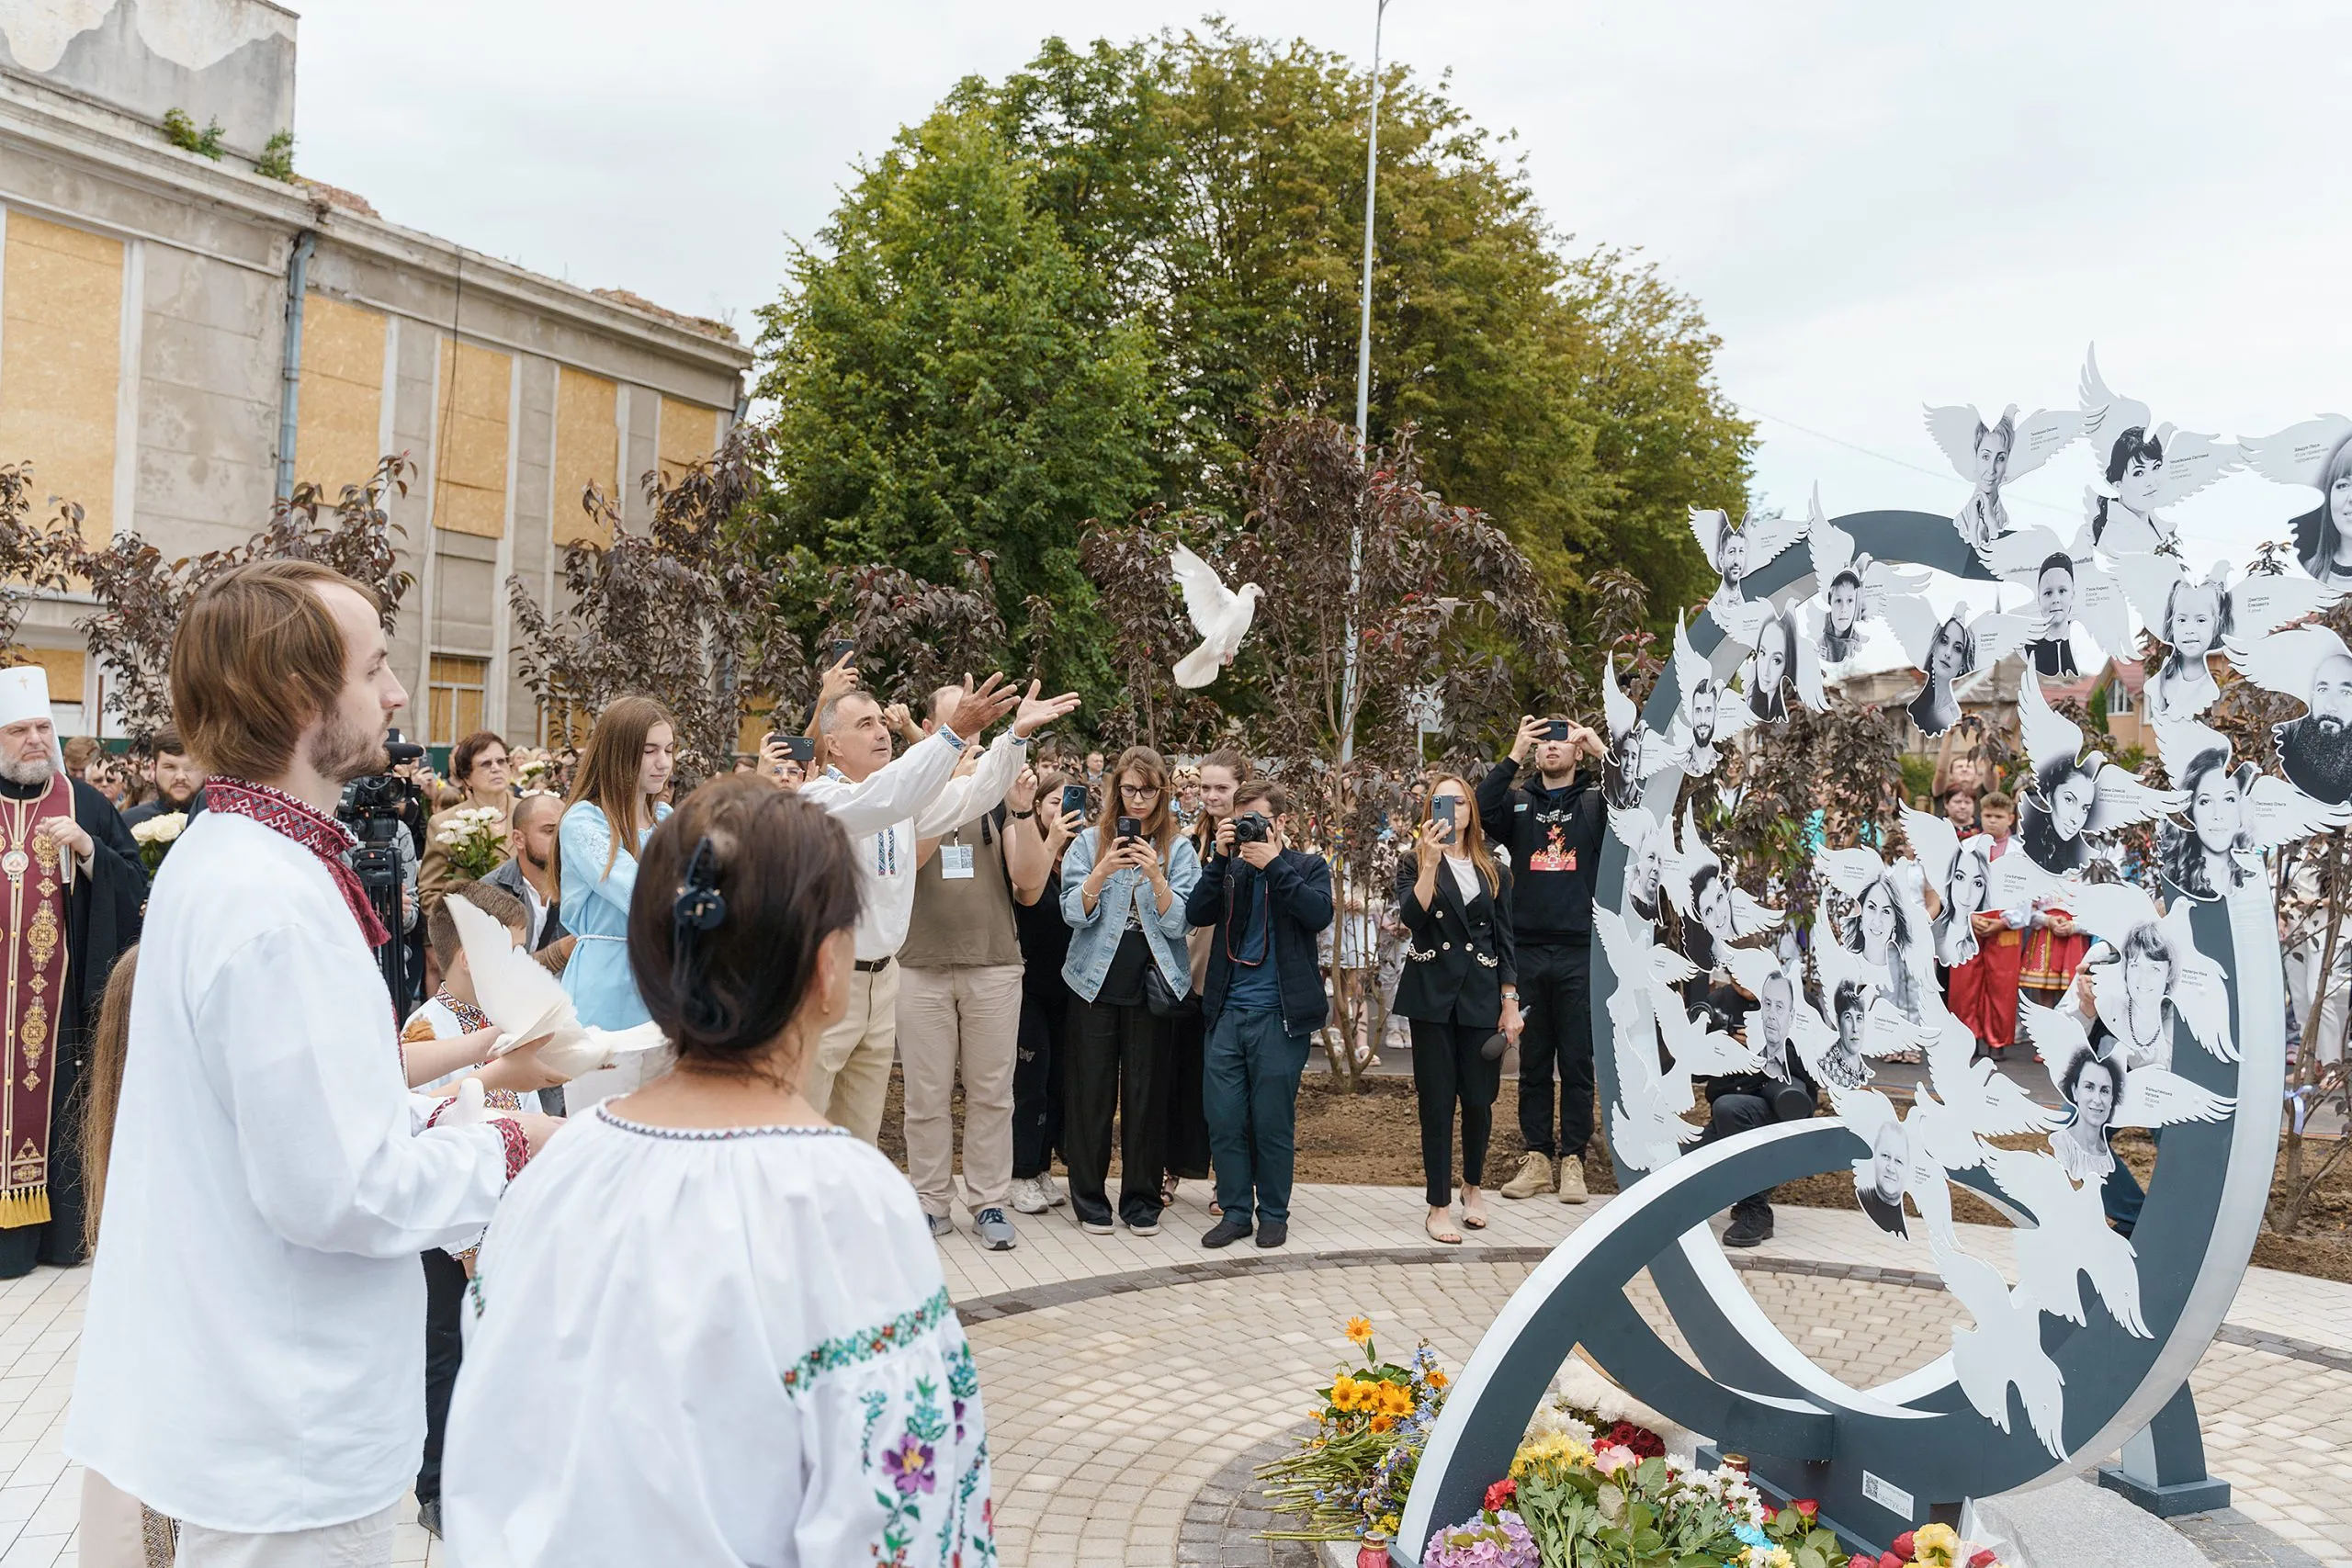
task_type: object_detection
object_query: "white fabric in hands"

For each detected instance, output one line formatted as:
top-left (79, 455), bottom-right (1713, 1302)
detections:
top-left (64, 811), bottom-right (514, 1533)
top-left (444, 1109), bottom-right (993, 1566)
top-left (447, 892), bottom-right (663, 1079)
top-left (1170, 541), bottom-right (1261, 688)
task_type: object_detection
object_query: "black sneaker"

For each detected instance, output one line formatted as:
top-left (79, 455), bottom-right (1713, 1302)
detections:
top-left (1722, 1201), bottom-right (1773, 1248)
top-left (1202, 1214), bottom-right (1253, 1249)
top-left (1254, 1219), bottom-right (1288, 1249)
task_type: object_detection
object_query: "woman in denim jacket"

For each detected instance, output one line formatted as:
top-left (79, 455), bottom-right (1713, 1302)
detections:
top-left (1059, 747), bottom-right (1201, 1235)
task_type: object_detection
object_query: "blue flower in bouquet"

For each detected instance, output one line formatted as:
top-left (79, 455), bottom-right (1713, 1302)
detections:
top-left (1735, 1520), bottom-right (1773, 1551)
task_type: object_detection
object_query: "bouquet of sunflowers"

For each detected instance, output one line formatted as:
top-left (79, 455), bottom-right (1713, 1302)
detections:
top-left (1258, 1316), bottom-right (1451, 1542)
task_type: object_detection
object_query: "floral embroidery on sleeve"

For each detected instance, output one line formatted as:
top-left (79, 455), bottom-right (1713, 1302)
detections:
top-left (797, 1288), bottom-right (994, 1566)
top-left (780, 1285), bottom-right (952, 1397)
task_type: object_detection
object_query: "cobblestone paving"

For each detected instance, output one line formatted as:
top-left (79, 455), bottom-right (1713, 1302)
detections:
top-left (7, 1176), bottom-right (2345, 1567)
top-left (934, 1181), bottom-right (2352, 1568)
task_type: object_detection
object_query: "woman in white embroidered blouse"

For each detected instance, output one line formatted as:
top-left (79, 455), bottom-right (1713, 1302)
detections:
top-left (443, 776), bottom-right (993, 1566)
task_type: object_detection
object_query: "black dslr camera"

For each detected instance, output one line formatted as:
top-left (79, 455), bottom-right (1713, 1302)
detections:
top-left (1231, 812), bottom-right (1271, 845)
top-left (337, 729), bottom-right (428, 1010)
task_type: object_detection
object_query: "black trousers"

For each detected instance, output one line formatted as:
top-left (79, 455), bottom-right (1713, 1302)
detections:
top-left (1515, 940), bottom-right (1594, 1160)
top-left (1411, 1018), bottom-right (1502, 1208)
top-left (1063, 994), bottom-right (1170, 1226)
top-left (416, 1247), bottom-right (469, 1506)
top-left (1159, 1010), bottom-right (1213, 1183)
top-left (1012, 989), bottom-right (1065, 1179)
top-left (1698, 1086), bottom-right (1817, 1208)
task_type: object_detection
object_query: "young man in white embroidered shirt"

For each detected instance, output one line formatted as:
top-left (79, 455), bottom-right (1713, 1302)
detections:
top-left (65, 560), bottom-right (561, 1567)
top-left (797, 670), bottom-right (1079, 1145)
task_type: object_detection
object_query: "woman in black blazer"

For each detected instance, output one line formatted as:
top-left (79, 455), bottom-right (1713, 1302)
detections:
top-left (1392, 774), bottom-right (1521, 1244)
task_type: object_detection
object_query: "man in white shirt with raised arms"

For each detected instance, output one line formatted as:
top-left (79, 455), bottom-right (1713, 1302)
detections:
top-left (66, 559), bottom-right (559, 1567)
top-left (798, 670), bottom-right (1078, 1144)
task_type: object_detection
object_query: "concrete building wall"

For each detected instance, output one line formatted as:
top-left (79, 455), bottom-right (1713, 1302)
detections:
top-left (0, 28), bottom-right (750, 744)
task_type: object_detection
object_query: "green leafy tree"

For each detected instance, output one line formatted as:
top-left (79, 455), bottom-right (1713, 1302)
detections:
top-left (955, 25), bottom-right (1755, 617)
top-left (754, 107), bottom-right (1163, 699)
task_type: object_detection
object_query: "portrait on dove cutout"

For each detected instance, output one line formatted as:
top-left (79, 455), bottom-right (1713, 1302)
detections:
top-left (2075, 344), bottom-right (2242, 557)
top-left (2238, 414), bottom-right (2352, 585)
top-left (1921, 400), bottom-right (2084, 557)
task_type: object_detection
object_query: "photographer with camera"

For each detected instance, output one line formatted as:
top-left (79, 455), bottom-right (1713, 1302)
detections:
top-left (1476, 713), bottom-right (1606, 1204)
top-left (1187, 779), bottom-right (1332, 1251)
top-left (338, 735), bottom-right (425, 1009)
top-left (69, 560), bottom-right (559, 1563)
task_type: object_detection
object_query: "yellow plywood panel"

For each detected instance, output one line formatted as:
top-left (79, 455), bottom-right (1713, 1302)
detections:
top-left (19, 648), bottom-right (85, 694)
top-left (0, 212), bottom-right (122, 544)
top-left (552, 367), bottom-right (616, 547)
top-left (658, 396), bottom-right (723, 481)
top-left (295, 293), bottom-right (386, 495)
top-left (433, 339), bottom-right (512, 538)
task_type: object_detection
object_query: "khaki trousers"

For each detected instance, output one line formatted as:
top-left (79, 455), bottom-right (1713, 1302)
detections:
top-left (898, 963), bottom-right (1024, 1213)
top-left (174, 1500), bottom-right (401, 1567)
top-left (806, 961), bottom-right (899, 1145)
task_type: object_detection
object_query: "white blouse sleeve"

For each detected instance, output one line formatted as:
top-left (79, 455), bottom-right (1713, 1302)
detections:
top-left (788, 1290), bottom-right (995, 1566)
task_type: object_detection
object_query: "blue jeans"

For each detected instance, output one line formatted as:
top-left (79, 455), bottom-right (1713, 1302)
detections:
top-left (1204, 1008), bottom-right (1311, 1225)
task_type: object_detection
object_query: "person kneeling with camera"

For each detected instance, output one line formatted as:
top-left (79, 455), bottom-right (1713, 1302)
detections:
top-left (1187, 780), bottom-right (1333, 1250)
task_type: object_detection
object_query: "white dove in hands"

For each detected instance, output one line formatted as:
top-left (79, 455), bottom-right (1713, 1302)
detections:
top-left (435, 1077), bottom-right (492, 1126)
top-left (1170, 542), bottom-right (1261, 688)
top-left (447, 896), bottom-right (669, 1080)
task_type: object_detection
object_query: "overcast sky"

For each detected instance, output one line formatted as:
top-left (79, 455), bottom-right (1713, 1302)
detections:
top-left (290, 1), bottom-right (2350, 666)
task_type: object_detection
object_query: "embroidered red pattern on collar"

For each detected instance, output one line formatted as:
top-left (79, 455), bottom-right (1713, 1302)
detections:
top-left (204, 778), bottom-right (391, 949)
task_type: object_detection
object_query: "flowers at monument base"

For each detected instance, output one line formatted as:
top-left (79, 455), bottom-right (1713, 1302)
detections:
top-left (1423, 1506), bottom-right (1540, 1568)
top-left (435, 805), bottom-right (509, 880)
top-left (130, 810), bottom-right (187, 874)
top-left (1256, 1316), bottom-right (1453, 1542)
top-left (1845, 1520), bottom-right (2007, 1568)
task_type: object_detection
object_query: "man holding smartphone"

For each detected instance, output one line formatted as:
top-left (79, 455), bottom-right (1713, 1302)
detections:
top-left (1477, 714), bottom-right (1607, 1202)
top-left (1185, 779), bottom-right (1333, 1250)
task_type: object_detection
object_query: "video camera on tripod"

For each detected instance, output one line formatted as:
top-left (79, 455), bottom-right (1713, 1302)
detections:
top-left (338, 728), bottom-right (428, 1011)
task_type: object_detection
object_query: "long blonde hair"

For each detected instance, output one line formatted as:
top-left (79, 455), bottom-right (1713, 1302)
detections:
top-left (79, 946), bottom-right (139, 1256)
top-left (568, 694), bottom-right (673, 874)
top-left (1423, 773), bottom-right (1500, 895)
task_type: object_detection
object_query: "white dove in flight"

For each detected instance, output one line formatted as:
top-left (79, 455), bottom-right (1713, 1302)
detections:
top-left (1169, 542), bottom-right (1262, 689)
top-left (448, 894), bottom-right (668, 1080)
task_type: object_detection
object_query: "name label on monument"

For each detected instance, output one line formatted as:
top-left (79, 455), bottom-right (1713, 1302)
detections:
top-left (1862, 1471), bottom-right (1915, 1517)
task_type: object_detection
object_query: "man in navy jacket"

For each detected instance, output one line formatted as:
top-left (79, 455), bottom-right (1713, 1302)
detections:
top-left (1186, 778), bottom-right (1334, 1251)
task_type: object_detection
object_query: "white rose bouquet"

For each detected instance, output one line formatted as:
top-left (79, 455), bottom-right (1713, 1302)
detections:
top-left (436, 805), bottom-right (508, 880)
top-left (130, 811), bottom-right (188, 875)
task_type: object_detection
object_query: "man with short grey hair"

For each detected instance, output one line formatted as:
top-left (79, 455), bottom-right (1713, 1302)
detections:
top-left (800, 671), bottom-right (1079, 1145)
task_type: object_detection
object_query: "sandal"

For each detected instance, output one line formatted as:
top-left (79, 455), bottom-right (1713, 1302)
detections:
top-left (1426, 1212), bottom-right (1463, 1246)
top-left (1461, 1193), bottom-right (1488, 1231)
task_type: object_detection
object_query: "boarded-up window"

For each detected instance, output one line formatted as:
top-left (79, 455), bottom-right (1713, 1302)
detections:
top-left (295, 294), bottom-right (387, 494)
top-left (0, 212), bottom-right (123, 544)
top-left (428, 654), bottom-right (489, 744)
top-left (552, 367), bottom-right (617, 547)
top-left (433, 341), bottom-right (512, 537)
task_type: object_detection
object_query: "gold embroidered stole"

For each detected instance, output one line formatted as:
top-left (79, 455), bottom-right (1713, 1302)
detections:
top-left (0, 773), bottom-right (72, 1228)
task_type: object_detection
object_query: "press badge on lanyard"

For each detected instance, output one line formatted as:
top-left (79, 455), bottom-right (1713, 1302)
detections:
top-left (941, 840), bottom-right (977, 879)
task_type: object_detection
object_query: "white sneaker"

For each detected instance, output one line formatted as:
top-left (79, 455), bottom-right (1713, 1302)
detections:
top-left (1038, 1171), bottom-right (1067, 1208)
top-left (1010, 1176), bottom-right (1056, 1215)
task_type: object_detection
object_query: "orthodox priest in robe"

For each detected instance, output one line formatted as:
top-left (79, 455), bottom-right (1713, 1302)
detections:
top-left (0, 666), bottom-right (144, 1279)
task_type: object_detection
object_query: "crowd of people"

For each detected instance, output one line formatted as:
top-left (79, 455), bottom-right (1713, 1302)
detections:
top-left (31, 553), bottom-right (2312, 1565)
top-left (18, 556), bottom-right (1648, 1564)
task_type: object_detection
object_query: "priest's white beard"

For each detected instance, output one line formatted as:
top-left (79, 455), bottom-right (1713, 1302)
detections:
top-left (0, 755), bottom-right (52, 788)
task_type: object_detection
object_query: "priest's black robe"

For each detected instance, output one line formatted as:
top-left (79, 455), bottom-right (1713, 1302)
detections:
top-left (0, 774), bottom-right (145, 1278)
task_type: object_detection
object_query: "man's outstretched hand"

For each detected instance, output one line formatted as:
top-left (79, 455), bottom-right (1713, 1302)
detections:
top-left (1012, 680), bottom-right (1081, 739)
top-left (944, 673), bottom-right (1020, 741)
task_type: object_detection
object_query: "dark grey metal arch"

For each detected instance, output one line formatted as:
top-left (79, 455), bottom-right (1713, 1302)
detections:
top-left (1396, 510), bottom-right (2281, 1562)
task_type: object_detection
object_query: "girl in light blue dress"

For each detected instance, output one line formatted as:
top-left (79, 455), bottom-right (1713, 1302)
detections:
top-left (559, 696), bottom-right (675, 1106)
